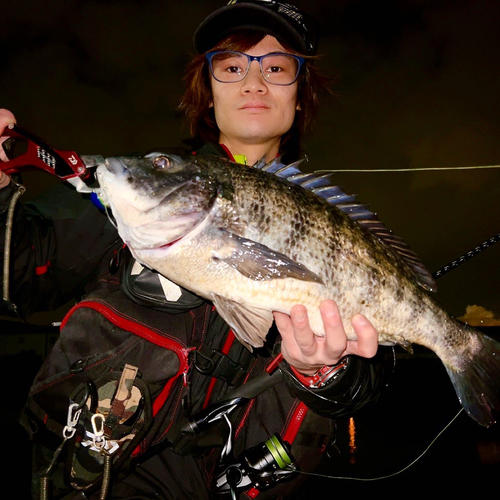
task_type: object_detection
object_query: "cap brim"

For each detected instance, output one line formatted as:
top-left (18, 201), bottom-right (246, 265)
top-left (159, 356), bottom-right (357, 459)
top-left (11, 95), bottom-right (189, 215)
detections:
top-left (194, 4), bottom-right (308, 55)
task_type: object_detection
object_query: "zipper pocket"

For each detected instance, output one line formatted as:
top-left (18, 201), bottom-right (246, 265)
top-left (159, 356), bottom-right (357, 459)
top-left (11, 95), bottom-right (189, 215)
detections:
top-left (61, 300), bottom-right (192, 416)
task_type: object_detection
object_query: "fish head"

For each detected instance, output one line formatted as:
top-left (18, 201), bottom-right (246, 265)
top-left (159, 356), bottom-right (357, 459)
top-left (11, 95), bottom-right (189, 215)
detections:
top-left (96, 152), bottom-right (218, 250)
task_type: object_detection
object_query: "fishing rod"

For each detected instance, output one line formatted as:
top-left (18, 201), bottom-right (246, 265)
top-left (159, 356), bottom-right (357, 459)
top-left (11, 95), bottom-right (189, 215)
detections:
top-left (432, 233), bottom-right (500, 279)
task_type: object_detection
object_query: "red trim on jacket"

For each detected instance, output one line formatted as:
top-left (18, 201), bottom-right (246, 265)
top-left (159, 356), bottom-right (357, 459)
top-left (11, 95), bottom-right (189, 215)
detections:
top-left (244, 399), bottom-right (309, 498)
top-left (265, 352), bottom-right (283, 373)
top-left (219, 143), bottom-right (235, 161)
top-left (35, 261), bottom-right (50, 275)
top-left (282, 401), bottom-right (309, 444)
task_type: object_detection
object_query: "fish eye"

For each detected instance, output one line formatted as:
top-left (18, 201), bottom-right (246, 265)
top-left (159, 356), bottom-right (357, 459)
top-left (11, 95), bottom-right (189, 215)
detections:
top-left (153, 155), bottom-right (171, 169)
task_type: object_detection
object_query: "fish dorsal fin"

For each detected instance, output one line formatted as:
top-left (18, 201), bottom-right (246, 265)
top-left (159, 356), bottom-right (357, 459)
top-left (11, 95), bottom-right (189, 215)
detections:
top-left (253, 156), bottom-right (305, 177)
top-left (253, 155), bottom-right (282, 172)
top-left (252, 155), bottom-right (270, 170)
top-left (252, 158), bottom-right (437, 292)
top-left (357, 219), bottom-right (437, 291)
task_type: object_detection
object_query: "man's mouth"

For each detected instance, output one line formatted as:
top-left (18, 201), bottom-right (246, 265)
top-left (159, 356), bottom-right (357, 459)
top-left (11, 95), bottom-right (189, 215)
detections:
top-left (240, 101), bottom-right (270, 110)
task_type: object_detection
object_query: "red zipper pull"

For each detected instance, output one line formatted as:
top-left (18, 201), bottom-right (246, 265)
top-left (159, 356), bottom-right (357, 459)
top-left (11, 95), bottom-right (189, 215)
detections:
top-left (183, 347), bottom-right (197, 387)
top-left (183, 366), bottom-right (189, 387)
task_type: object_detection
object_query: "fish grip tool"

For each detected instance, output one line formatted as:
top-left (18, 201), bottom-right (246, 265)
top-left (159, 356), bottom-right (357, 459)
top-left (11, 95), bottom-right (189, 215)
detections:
top-left (1, 124), bottom-right (104, 313)
top-left (1, 123), bottom-right (88, 180)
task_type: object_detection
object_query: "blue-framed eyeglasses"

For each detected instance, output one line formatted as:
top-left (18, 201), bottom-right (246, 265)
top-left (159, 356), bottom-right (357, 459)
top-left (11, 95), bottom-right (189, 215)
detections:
top-left (206, 50), bottom-right (305, 86)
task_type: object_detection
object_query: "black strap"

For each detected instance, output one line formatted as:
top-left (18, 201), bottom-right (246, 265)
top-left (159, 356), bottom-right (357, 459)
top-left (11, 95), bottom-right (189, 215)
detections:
top-left (193, 344), bottom-right (249, 386)
top-left (168, 369), bottom-right (284, 455)
top-left (222, 368), bottom-right (283, 400)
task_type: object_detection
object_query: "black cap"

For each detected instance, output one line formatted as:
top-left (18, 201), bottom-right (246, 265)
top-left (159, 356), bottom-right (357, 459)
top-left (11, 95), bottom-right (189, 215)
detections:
top-left (194, 1), bottom-right (319, 55)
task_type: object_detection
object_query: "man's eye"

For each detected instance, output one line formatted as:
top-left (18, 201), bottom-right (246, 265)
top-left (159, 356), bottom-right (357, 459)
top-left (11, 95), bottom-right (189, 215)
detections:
top-left (226, 65), bottom-right (243, 74)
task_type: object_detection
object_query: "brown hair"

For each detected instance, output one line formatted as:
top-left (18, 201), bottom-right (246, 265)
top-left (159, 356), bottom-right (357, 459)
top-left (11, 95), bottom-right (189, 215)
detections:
top-left (179, 30), bottom-right (329, 161)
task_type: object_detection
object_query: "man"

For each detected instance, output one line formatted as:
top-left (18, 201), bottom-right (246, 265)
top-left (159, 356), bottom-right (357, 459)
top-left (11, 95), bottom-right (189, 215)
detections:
top-left (0, 2), bottom-right (389, 498)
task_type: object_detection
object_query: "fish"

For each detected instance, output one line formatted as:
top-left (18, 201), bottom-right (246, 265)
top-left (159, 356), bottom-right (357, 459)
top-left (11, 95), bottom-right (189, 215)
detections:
top-left (96, 151), bottom-right (500, 428)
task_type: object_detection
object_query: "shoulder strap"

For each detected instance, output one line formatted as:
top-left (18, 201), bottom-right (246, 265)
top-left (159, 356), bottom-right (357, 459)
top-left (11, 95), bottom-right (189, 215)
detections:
top-left (120, 251), bottom-right (206, 312)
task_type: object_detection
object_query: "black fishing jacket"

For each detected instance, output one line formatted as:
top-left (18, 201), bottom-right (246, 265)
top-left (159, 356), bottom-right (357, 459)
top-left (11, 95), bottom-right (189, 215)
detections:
top-left (1, 145), bottom-right (392, 499)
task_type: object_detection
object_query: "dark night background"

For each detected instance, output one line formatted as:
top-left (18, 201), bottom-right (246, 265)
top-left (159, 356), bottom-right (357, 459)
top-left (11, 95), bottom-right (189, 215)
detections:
top-left (2, 0), bottom-right (500, 323)
top-left (1, 0), bottom-right (500, 497)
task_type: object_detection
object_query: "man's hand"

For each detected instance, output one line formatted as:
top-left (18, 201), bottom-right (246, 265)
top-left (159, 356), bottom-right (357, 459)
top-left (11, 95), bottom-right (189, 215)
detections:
top-left (274, 300), bottom-right (378, 375)
top-left (0, 108), bottom-right (16, 187)
top-left (0, 108), bottom-right (16, 134)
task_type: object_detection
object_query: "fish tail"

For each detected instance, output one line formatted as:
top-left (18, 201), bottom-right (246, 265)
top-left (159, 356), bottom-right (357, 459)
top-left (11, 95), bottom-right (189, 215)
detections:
top-left (444, 329), bottom-right (500, 427)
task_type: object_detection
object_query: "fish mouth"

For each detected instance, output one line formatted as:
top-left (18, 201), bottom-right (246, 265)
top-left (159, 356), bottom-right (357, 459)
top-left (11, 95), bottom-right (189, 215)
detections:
top-left (126, 191), bottom-right (218, 252)
top-left (104, 156), bottom-right (127, 176)
top-left (132, 188), bottom-right (219, 254)
top-left (130, 208), bottom-right (214, 255)
top-left (98, 156), bottom-right (217, 252)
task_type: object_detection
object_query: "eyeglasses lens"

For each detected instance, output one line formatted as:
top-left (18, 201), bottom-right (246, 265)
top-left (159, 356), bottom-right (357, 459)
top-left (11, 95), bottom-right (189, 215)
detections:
top-left (210, 52), bottom-right (300, 85)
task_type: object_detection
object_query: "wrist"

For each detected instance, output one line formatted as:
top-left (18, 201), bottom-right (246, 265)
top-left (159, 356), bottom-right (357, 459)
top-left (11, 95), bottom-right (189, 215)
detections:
top-left (290, 358), bottom-right (349, 389)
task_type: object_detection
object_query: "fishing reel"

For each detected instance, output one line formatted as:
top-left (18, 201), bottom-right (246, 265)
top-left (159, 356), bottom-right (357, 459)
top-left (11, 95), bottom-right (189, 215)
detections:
top-left (171, 369), bottom-right (299, 498)
top-left (215, 433), bottom-right (299, 497)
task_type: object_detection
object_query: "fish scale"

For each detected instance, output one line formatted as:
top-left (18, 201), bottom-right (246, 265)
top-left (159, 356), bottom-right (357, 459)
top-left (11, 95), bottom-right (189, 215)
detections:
top-left (96, 151), bottom-right (500, 428)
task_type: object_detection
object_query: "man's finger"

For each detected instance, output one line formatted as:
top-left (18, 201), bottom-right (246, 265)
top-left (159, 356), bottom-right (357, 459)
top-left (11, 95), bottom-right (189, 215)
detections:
top-left (289, 304), bottom-right (317, 354)
top-left (0, 109), bottom-right (16, 133)
top-left (347, 314), bottom-right (379, 358)
top-left (321, 300), bottom-right (348, 356)
top-left (0, 109), bottom-right (17, 163)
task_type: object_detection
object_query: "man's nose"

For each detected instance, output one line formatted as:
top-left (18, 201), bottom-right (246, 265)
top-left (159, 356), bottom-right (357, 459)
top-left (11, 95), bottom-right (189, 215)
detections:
top-left (241, 61), bottom-right (267, 92)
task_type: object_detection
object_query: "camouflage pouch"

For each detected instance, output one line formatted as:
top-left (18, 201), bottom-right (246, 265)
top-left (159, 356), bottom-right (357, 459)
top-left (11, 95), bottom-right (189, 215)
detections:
top-left (65, 364), bottom-right (152, 491)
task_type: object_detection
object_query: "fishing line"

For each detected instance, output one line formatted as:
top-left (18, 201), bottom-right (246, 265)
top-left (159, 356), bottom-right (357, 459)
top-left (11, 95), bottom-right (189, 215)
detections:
top-left (103, 204), bottom-right (118, 230)
top-left (290, 408), bottom-right (465, 482)
top-left (317, 164), bottom-right (500, 173)
top-left (280, 347), bottom-right (467, 481)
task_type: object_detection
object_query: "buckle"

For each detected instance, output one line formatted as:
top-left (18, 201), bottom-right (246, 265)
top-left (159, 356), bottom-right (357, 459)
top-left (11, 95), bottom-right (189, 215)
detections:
top-left (194, 345), bottom-right (247, 386)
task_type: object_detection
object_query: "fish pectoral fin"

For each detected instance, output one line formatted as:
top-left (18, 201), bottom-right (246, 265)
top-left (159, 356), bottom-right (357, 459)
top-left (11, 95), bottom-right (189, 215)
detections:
top-left (211, 294), bottom-right (274, 352)
top-left (214, 232), bottom-right (324, 284)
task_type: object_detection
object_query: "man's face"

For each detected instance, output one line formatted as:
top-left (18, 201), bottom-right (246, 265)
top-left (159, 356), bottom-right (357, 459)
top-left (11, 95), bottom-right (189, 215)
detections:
top-left (210, 35), bottom-right (299, 149)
